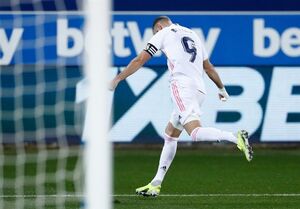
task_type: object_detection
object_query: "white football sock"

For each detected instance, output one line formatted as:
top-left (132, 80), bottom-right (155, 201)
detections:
top-left (151, 134), bottom-right (178, 186)
top-left (191, 127), bottom-right (237, 144)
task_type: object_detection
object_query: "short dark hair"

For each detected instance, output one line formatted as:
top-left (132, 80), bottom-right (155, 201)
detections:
top-left (152, 16), bottom-right (171, 30)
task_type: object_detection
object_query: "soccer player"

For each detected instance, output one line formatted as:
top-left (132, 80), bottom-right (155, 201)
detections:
top-left (109, 16), bottom-right (253, 197)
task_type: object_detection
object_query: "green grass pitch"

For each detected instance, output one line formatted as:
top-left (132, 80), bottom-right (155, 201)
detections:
top-left (1, 146), bottom-right (300, 208)
top-left (114, 146), bottom-right (300, 209)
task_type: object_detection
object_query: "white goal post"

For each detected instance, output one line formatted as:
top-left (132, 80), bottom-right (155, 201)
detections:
top-left (84, 0), bottom-right (112, 209)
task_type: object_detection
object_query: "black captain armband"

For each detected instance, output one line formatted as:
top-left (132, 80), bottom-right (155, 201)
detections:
top-left (144, 43), bottom-right (158, 56)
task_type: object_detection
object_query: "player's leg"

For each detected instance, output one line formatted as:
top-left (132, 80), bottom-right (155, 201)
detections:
top-left (184, 120), bottom-right (236, 143)
top-left (180, 88), bottom-right (253, 161)
top-left (174, 86), bottom-right (239, 145)
top-left (151, 122), bottom-right (181, 186)
top-left (136, 117), bottom-right (182, 197)
top-left (183, 120), bottom-right (253, 161)
top-left (184, 120), bottom-right (237, 144)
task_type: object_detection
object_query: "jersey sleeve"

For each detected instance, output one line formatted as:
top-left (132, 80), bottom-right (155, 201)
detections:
top-left (202, 45), bottom-right (209, 61)
top-left (193, 30), bottom-right (209, 61)
top-left (144, 29), bottom-right (166, 56)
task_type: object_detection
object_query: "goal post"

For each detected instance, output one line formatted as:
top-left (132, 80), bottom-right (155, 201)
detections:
top-left (84, 0), bottom-right (112, 209)
top-left (0, 0), bottom-right (112, 208)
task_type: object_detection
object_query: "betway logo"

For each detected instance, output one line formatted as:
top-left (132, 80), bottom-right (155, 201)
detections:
top-left (254, 19), bottom-right (300, 57)
top-left (1, 17), bottom-right (300, 65)
top-left (111, 21), bottom-right (221, 57)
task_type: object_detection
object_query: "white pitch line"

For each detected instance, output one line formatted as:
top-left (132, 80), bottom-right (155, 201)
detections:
top-left (1, 193), bottom-right (300, 198)
top-left (0, 194), bottom-right (84, 198)
top-left (114, 194), bottom-right (300, 197)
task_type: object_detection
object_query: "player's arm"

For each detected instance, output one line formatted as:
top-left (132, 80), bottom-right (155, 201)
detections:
top-left (109, 51), bottom-right (151, 91)
top-left (203, 59), bottom-right (229, 101)
top-left (203, 59), bottom-right (223, 88)
top-left (110, 28), bottom-right (163, 91)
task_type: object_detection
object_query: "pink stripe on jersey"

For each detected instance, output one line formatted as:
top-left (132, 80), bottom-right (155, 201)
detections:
top-left (171, 84), bottom-right (183, 111)
top-left (169, 61), bottom-right (174, 71)
top-left (175, 83), bottom-right (186, 111)
top-left (164, 51), bottom-right (174, 72)
top-left (171, 83), bottom-right (185, 112)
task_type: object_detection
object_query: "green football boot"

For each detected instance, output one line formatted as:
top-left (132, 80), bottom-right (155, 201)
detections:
top-left (237, 130), bottom-right (253, 162)
top-left (136, 183), bottom-right (161, 197)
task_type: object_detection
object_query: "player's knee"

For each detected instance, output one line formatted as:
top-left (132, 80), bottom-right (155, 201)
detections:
top-left (183, 118), bottom-right (201, 136)
top-left (164, 128), bottom-right (180, 139)
top-left (165, 128), bottom-right (172, 137)
top-left (165, 122), bottom-right (182, 138)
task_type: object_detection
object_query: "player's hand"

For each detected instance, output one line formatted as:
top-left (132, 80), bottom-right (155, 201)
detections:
top-left (218, 87), bottom-right (229, 102)
top-left (109, 78), bottom-right (120, 91)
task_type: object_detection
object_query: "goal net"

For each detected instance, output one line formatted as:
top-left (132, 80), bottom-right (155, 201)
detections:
top-left (0, 0), bottom-right (110, 208)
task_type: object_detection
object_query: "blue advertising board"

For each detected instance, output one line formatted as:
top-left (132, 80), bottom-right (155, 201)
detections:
top-left (113, 0), bottom-right (300, 12)
top-left (0, 0), bottom-right (299, 12)
top-left (0, 13), bottom-right (84, 65)
top-left (1, 12), bottom-right (300, 143)
top-left (0, 12), bottom-right (300, 66)
top-left (112, 13), bottom-right (300, 66)
top-left (108, 66), bottom-right (300, 142)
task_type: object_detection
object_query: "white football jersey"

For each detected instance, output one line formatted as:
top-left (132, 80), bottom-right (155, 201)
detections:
top-left (145, 24), bottom-right (208, 94)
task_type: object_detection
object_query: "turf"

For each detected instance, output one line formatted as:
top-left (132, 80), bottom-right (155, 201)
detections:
top-left (1, 146), bottom-right (300, 208)
top-left (114, 146), bottom-right (300, 209)
top-left (1, 147), bottom-right (83, 209)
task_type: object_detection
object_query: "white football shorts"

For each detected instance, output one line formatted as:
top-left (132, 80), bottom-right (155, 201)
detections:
top-left (169, 80), bottom-right (206, 131)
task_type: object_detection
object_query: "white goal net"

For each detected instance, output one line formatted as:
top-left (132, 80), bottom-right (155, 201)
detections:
top-left (0, 0), bottom-right (111, 208)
